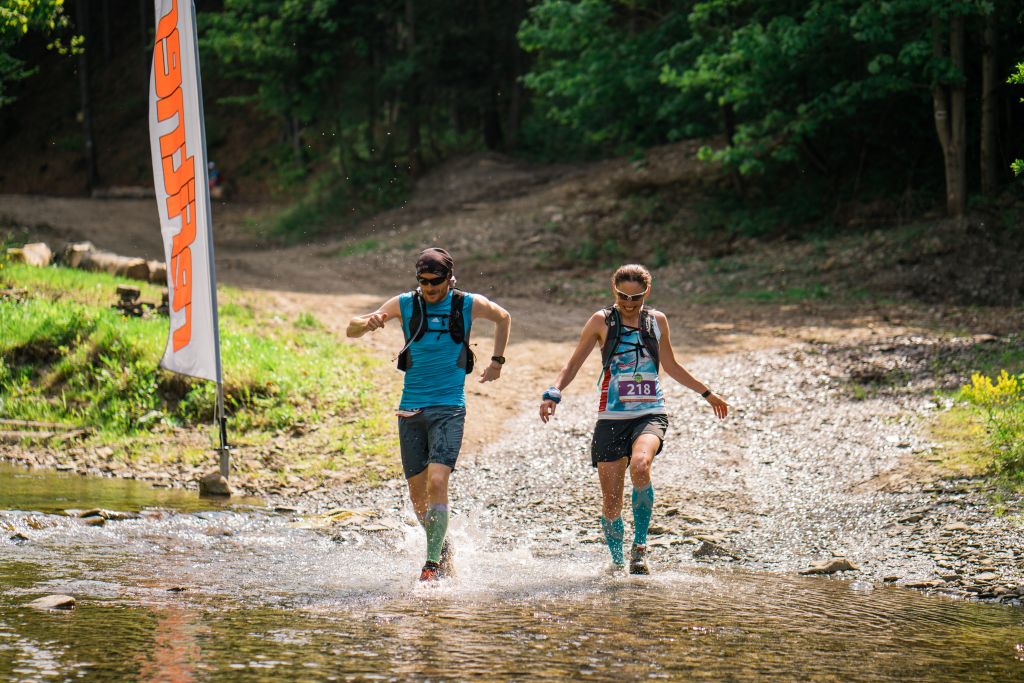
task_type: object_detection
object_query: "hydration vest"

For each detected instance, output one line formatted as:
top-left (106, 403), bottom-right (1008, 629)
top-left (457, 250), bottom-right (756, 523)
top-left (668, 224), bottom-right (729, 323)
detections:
top-left (397, 290), bottom-right (474, 374)
top-left (599, 305), bottom-right (660, 377)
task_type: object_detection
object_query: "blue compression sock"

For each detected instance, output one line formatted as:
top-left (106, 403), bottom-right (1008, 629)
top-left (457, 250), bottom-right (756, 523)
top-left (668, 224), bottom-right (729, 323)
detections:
top-left (600, 516), bottom-right (625, 565)
top-left (631, 484), bottom-right (654, 546)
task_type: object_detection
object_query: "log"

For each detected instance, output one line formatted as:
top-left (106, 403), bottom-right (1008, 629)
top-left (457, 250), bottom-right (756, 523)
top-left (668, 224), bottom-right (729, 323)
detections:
top-left (79, 250), bottom-right (150, 282)
top-left (148, 260), bottom-right (167, 284)
top-left (61, 241), bottom-right (96, 268)
top-left (8, 242), bottom-right (53, 267)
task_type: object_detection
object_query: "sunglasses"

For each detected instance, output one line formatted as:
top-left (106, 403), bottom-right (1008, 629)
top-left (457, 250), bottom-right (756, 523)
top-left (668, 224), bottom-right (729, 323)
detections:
top-left (417, 273), bottom-right (448, 286)
top-left (615, 287), bottom-right (646, 302)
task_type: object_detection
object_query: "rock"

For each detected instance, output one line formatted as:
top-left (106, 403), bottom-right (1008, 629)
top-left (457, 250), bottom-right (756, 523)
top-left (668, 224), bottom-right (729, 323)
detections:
top-left (647, 524), bottom-right (669, 535)
top-left (692, 540), bottom-right (737, 560)
top-left (944, 522), bottom-right (970, 532)
top-left (799, 557), bottom-right (859, 575)
top-left (898, 514), bottom-right (924, 524)
top-left (82, 516), bottom-right (105, 527)
top-left (974, 572), bottom-right (1000, 582)
top-left (28, 595), bottom-right (76, 610)
top-left (882, 575), bottom-right (900, 583)
top-left (905, 579), bottom-right (944, 589)
top-left (9, 242), bottom-right (53, 267)
top-left (10, 533), bottom-right (29, 543)
top-left (274, 506), bottom-right (298, 514)
top-left (198, 471), bottom-right (232, 497)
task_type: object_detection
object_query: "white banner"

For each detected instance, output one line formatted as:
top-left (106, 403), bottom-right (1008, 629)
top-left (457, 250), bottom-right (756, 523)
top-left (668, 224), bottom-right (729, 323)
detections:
top-left (148, 0), bottom-right (221, 382)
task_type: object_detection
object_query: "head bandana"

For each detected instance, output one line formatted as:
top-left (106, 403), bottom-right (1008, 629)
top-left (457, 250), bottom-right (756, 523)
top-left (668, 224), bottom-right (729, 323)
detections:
top-left (415, 248), bottom-right (455, 283)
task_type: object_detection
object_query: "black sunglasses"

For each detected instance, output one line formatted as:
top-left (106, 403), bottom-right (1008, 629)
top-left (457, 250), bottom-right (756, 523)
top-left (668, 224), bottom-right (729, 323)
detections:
top-left (417, 273), bottom-right (447, 286)
top-left (614, 287), bottom-right (646, 302)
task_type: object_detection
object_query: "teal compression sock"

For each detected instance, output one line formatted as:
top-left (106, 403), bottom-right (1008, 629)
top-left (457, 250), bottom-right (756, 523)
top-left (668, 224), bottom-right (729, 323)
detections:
top-left (600, 515), bottom-right (625, 565)
top-left (425, 504), bottom-right (449, 564)
top-left (631, 484), bottom-right (654, 546)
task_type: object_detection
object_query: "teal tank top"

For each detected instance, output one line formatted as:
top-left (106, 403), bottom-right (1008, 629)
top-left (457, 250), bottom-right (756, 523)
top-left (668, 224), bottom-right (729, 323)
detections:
top-left (398, 290), bottom-right (474, 410)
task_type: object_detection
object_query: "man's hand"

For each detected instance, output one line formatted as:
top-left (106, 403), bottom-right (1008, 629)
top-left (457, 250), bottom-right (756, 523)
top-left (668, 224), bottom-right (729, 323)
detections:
top-left (478, 361), bottom-right (502, 383)
top-left (539, 399), bottom-right (557, 423)
top-left (365, 312), bottom-right (389, 332)
top-left (706, 393), bottom-right (729, 419)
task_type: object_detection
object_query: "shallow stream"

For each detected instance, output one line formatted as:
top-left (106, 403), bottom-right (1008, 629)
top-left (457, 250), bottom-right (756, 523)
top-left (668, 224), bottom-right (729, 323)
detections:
top-left (2, 464), bottom-right (1023, 681)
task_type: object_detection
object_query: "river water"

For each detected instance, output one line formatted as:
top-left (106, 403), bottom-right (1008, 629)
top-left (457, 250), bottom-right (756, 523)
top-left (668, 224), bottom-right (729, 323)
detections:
top-left (1, 465), bottom-right (1023, 681)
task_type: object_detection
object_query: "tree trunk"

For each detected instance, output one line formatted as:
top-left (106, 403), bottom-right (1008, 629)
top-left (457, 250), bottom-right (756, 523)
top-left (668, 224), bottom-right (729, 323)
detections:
top-left (405, 0), bottom-right (422, 176)
top-left (140, 0), bottom-right (149, 80)
top-left (102, 0), bottom-right (111, 63)
top-left (980, 10), bottom-right (999, 195)
top-left (931, 16), bottom-right (966, 218)
top-left (76, 0), bottom-right (98, 192)
top-left (366, 45), bottom-right (378, 158)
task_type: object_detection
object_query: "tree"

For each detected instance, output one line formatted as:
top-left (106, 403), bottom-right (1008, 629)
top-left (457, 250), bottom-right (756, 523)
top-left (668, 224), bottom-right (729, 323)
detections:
top-left (1011, 61), bottom-right (1024, 177)
top-left (0, 0), bottom-right (76, 108)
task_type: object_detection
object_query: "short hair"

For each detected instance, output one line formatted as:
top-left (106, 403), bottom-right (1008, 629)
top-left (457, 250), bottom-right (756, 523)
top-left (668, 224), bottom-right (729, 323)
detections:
top-left (612, 264), bottom-right (651, 289)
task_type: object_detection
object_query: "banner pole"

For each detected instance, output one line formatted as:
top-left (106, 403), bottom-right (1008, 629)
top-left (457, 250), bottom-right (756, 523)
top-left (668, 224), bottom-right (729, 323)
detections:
top-left (188, 0), bottom-right (229, 479)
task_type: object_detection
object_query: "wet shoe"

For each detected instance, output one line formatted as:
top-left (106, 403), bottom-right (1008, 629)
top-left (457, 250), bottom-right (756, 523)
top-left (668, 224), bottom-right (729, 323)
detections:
top-left (438, 538), bottom-right (456, 578)
top-left (605, 562), bottom-right (626, 577)
top-left (629, 544), bottom-right (650, 575)
top-left (419, 561), bottom-right (441, 582)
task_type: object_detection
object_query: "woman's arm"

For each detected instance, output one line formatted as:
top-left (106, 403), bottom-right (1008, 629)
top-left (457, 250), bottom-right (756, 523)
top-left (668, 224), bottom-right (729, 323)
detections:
top-left (540, 312), bottom-right (605, 422)
top-left (655, 311), bottom-right (729, 420)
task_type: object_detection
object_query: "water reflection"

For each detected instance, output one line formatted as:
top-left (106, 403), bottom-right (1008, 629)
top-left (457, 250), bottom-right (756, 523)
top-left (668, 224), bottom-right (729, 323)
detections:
top-left (1, 468), bottom-right (1023, 681)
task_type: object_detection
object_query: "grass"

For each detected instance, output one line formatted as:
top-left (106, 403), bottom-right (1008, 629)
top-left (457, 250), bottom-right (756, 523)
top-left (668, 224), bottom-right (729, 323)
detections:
top-left (0, 258), bottom-right (399, 484)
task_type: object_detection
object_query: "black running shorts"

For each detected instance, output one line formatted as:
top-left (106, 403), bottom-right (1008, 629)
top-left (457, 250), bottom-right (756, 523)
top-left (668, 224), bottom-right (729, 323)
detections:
top-left (590, 413), bottom-right (668, 468)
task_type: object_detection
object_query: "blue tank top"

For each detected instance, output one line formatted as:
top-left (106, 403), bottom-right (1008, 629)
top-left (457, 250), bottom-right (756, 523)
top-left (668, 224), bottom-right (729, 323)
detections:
top-left (398, 290), bottom-right (474, 410)
top-left (598, 324), bottom-right (666, 419)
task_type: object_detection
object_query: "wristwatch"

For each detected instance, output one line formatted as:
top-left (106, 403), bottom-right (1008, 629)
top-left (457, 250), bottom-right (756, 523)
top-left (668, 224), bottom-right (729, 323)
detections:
top-left (491, 356), bottom-right (506, 365)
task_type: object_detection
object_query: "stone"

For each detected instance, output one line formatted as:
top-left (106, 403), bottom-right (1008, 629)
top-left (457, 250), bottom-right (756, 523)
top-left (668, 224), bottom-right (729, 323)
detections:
top-left (905, 579), bottom-right (944, 589)
top-left (692, 540), bottom-right (737, 560)
top-left (898, 514), bottom-right (924, 524)
top-left (28, 595), bottom-right (76, 610)
top-left (9, 242), bottom-right (53, 267)
top-left (944, 522), bottom-right (970, 532)
top-left (198, 471), bottom-right (232, 497)
top-left (974, 572), bottom-right (1000, 582)
top-left (799, 557), bottom-right (859, 575)
top-left (82, 516), bottom-right (105, 527)
top-left (647, 524), bottom-right (669, 535)
top-left (10, 533), bottom-right (29, 543)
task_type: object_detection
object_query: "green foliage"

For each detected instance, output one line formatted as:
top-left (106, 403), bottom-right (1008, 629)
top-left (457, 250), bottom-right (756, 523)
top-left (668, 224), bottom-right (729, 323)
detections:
top-left (960, 370), bottom-right (1024, 482)
top-left (519, 0), bottom-right (710, 154)
top-left (0, 0), bottom-right (75, 107)
top-left (1011, 61), bottom-right (1023, 177)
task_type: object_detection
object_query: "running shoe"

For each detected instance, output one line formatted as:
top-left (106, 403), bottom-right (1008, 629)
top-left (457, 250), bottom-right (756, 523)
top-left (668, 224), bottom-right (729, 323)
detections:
top-left (438, 538), bottom-right (457, 578)
top-left (629, 544), bottom-right (650, 575)
top-left (605, 562), bottom-right (627, 577)
top-left (419, 561), bottom-right (441, 582)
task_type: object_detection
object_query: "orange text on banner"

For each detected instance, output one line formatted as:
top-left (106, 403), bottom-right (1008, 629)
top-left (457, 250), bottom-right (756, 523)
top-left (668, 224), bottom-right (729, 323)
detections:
top-left (153, 0), bottom-right (194, 352)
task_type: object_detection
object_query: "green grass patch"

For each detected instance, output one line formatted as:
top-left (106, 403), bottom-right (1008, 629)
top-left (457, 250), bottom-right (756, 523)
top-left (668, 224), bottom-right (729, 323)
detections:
top-left (957, 371), bottom-right (1024, 488)
top-left (335, 238), bottom-right (382, 258)
top-left (0, 261), bottom-right (398, 481)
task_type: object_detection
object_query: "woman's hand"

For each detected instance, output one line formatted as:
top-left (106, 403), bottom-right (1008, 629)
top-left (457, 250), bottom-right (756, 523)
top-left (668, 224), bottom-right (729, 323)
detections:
top-left (706, 392), bottom-right (729, 419)
top-left (540, 399), bottom-right (558, 423)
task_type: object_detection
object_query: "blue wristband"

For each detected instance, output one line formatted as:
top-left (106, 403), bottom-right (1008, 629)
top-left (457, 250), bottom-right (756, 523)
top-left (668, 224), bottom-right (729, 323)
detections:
top-left (542, 387), bottom-right (562, 404)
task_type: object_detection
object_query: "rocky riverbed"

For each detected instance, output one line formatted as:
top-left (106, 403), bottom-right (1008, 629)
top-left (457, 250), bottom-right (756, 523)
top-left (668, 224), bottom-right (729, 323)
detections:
top-left (4, 335), bottom-right (1022, 605)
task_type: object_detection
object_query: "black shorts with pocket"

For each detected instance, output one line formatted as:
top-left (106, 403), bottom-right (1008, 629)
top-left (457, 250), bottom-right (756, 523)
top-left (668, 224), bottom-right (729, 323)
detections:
top-left (590, 413), bottom-right (668, 467)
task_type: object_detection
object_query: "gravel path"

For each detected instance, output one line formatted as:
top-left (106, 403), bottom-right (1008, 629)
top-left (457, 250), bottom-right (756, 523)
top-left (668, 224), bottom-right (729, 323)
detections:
top-left (314, 339), bottom-right (1024, 605)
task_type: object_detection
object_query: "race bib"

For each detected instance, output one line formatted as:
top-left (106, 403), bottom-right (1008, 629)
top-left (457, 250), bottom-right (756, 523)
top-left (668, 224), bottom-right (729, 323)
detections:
top-left (618, 379), bottom-right (657, 402)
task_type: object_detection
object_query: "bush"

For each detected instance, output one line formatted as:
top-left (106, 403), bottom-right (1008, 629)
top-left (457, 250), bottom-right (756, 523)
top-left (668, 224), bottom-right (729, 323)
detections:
top-left (959, 370), bottom-right (1024, 481)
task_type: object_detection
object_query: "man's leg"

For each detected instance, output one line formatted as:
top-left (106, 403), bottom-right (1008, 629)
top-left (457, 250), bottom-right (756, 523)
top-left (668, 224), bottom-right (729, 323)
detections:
top-left (597, 458), bottom-right (628, 566)
top-left (424, 463), bottom-right (452, 564)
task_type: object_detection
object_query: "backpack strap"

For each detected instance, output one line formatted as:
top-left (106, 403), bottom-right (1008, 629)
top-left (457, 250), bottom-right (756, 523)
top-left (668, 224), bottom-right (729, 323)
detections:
top-left (450, 290), bottom-right (474, 374)
top-left (396, 291), bottom-right (426, 372)
top-left (599, 306), bottom-right (622, 379)
top-left (638, 308), bottom-right (661, 371)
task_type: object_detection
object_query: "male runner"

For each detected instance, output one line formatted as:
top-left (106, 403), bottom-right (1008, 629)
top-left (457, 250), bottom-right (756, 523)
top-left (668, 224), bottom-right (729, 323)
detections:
top-left (347, 248), bottom-right (511, 581)
top-left (539, 264), bottom-right (728, 574)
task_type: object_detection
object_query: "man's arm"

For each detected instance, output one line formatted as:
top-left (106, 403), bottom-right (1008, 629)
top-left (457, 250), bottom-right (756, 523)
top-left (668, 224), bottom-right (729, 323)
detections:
top-left (654, 311), bottom-right (729, 419)
top-left (471, 294), bottom-right (511, 383)
top-left (346, 296), bottom-right (402, 338)
top-left (540, 312), bottom-right (605, 422)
